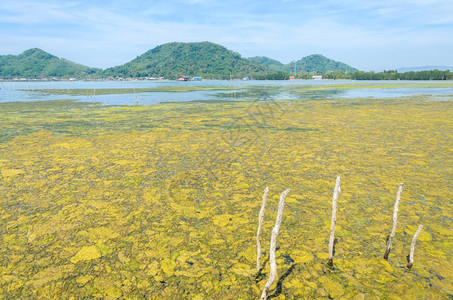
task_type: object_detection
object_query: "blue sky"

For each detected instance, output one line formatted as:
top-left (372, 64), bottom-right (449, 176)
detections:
top-left (1, 0), bottom-right (452, 71)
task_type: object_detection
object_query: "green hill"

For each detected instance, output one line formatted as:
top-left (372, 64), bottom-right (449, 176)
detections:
top-left (289, 54), bottom-right (357, 73)
top-left (102, 42), bottom-right (271, 80)
top-left (0, 48), bottom-right (99, 79)
top-left (248, 54), bottom-right (357, 74)
top-left (247, 56), bottom-right (286, 72)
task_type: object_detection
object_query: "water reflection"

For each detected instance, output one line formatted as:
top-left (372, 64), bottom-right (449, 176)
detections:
top-left (341, 87), bottom-right (453, 99)
top-left (1, 80), bottom-right (452, 105)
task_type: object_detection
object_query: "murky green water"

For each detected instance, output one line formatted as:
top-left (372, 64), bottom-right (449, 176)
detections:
top-left (0, 82), bottom-right (452, 298)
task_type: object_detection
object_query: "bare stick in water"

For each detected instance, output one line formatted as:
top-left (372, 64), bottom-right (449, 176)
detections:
top-left (328, 176), bottom-right (341, 267)
top-left (407, 225), bottom-right (423, 269)
top-left (384, 183), bottom-right (404, 259)
top-left (260, 189), bottom-right (290, 300)
top-left (257, 186), bottom-right (269, 274)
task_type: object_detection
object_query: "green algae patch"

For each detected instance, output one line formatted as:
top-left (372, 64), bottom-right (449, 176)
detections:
top-left (212, 213), bottom-right (235, 227)
top-left (70, 245), bottom-right (102, 263)
top-left (1, 168), bottom-right (24, 177)
top-left (93, 277), bottom-right (123, 298)
top-left (30, 264), bottom-right (75, 287)
top-left (78, 226), bottom-right (120, 243)
top-left (231, 263), bottom-right (255, 277)
top-left (290, 250), bottom-right (314, 264)
top-left (380, 259), bottom-right (395, 273)
top-left (75, 275), bottom-right (94, 286)
top-left (161, 258), bottom-right (177, 276)
top-left (319, 276), bottom-right (345, 298)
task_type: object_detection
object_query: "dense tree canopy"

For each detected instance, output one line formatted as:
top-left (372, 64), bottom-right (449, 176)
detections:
top-left (247, 56), bottom-right (286, 72)
top-left (289, 54), bottom-right (358, 73)
top-left (350, 70), bottom-right (453, 80)
top-left (248, 54), bottom-right (358, 74)
top-left (102, 42), bottom-right (271, 80)
top-left (0, 48), bottom-right (99, 79)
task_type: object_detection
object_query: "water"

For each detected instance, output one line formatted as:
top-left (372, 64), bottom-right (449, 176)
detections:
top-left (0, 80), bottom-right (452, 298)
top-left (341, 87), bottom-right (453, 98)
top-left (1, 80), bottom-right (452, 105)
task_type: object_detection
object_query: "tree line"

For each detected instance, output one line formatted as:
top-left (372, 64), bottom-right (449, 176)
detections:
top-left (291, 69), bottom-right (453, 80)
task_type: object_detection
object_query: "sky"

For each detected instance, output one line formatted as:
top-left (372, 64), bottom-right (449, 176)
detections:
top-left (1, 0), bottom-right (452, 71)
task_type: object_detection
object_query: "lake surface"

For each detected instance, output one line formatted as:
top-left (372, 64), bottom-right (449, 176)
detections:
top-left (1, 80), bottom-right (452, 105)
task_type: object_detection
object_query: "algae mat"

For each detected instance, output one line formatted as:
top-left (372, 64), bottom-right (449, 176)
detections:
top-left (0, 95), bottom-right (452, 299)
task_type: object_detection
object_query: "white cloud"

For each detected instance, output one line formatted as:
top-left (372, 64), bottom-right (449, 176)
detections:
top-left (0, 0), bottom-right (452, 70)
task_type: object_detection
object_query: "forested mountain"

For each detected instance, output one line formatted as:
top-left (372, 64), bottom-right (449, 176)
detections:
top-left (0, 48), bottom-right (99, 79)
top-left (248, 54), bottom-right (357, 73)
top-left (288, 54), bottom-right (357, 73)
top-left (103, 42), bottom-right (271, 79)
top-left (247, 56), bottom-right (286, 71)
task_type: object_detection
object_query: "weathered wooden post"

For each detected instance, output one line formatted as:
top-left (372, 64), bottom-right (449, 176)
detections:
top-left (328, 176), bottom-right (341, 267)
top-left (256, 186), bottom-right (269, 274)
top-left (407, 225), bottom-right (423, 269)
top-left (384, 183), bottom-right (404, 259)
top-left (260, 189), bottom-right (290, 300)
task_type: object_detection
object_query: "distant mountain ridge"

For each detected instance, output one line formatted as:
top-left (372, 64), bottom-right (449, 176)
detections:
top-left (0, 48), bottom-right (99, 79)
top-left (1, 42), bottom-right (358, 79)
top-left (397, 66), bottom-right (453, 72)
top-left (248, 54), bottom-right (358, 73)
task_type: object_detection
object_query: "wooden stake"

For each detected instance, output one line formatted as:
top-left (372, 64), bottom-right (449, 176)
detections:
top-left (256, 186), bottom-right (269, 274)
top-left (328, 176), bottom-right (341, 267)
top-left (384, 183), bottom-right (404, 259)
top-left (260, 189), bottom-right (290, 300)
top-left (407, 225), bottom-right (423, 269)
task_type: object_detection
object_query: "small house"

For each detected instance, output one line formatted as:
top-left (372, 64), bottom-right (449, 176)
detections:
top-left (192, 77), bottom-right (202, 81)
top-left (178, 76), bottom-right (190, 81)
top-left (312, 75), bottom-right (323, 80)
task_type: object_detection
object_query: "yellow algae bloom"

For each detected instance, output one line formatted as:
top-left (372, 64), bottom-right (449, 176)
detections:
top-left (1, 169), bottom-right (24, 177)
top-left (70, 245), bottom-right (102, 263)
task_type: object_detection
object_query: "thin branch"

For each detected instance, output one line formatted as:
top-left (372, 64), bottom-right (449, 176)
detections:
top-left (384, 183), bottom-right (404, 259)
top-left (257, 186), bottom-right (269, 274)
top-left (260, 189), bottom-right (290, 300)
top-left (407, 225), bottom-right (423, 269)
top-left (328, 176), bottom-right (341, 267)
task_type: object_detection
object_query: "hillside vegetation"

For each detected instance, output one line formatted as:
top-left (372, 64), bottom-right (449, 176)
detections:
top-left (103, 42), bottom-right (271, 80)
top-left (248, 54), bottom-right (358, 74)
top-left (247, 56), bottom-right (286, 71)
top-left (289, 54), bottom-right (357, 73)
top-left (0, 48), bottom-right (99, 79)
